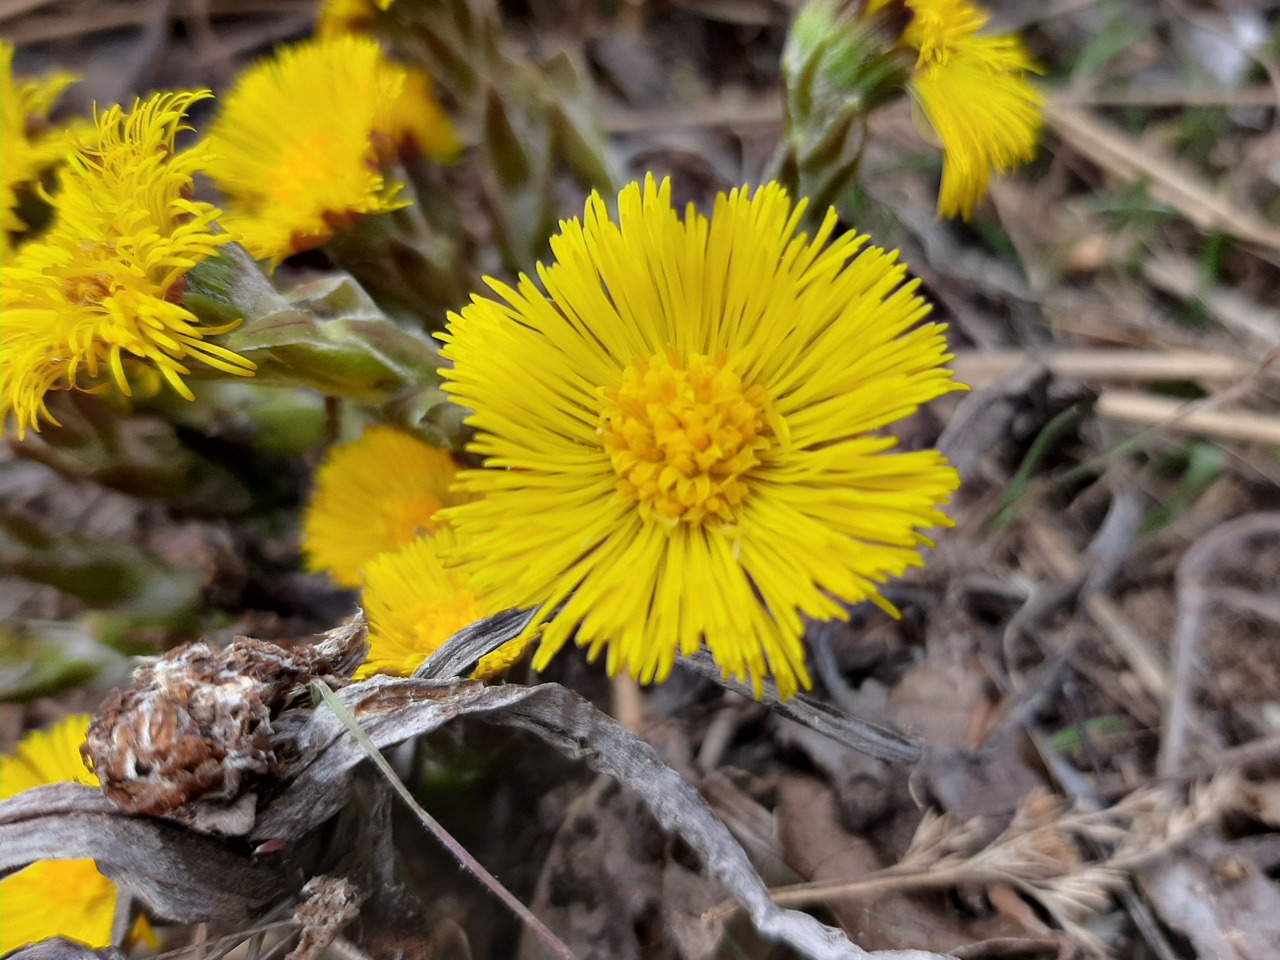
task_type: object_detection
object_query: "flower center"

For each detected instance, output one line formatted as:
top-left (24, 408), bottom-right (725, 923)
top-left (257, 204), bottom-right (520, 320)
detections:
top-left (599, 348), bottom-right (770, 526)
top-left (383, 492), bottom-right (446, 547)
top-left (63, 272), bottom-right (113, 306)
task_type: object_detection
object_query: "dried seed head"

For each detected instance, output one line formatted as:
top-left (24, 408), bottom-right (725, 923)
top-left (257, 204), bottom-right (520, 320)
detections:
top-left (83, 618), bottom-right (367, 818)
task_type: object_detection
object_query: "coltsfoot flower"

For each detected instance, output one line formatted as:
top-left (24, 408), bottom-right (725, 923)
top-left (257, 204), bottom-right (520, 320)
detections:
top-left (0, 91), bottom-right (256, 438)
top-left (389, 64), bottom-right (463, 162)
top-left (786, 0), bottom-right (1041, 220)
top-left (885, 0), bottom-right (1042, 218)
top-left (440, 176), bottom-right (963, 698)
top-left (204, 35), bottom-right (415, 265)
top-left (303, 426), bottom-right (468, 589)
top-left (0, 40), bottom-right (78, 258)
top-left (317, 0), bottom-right (397, 39)
top-left (0, 715), bottom-right (139, 951)
top-left (359, 528), bottom-right (492, 678)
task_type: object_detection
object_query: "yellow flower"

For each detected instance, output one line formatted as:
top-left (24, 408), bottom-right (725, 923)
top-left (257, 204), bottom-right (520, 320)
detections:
top-left (204, 35), bottom-right (412, 265)
top-left (0, 715), bottom-right (118, 951)
top-left (888, 0), bottom-right (1042, 219)
top-left (316, 0), bottom-right (396, 39)
top-left (0, 91), bottom-right (256, 439)
top-left (359, 528), bottom-right (492, 679)
top-left (439, 176), bottom-right (963, 698)
top-left (304, 426), bottom-right (467, 589)
top-left (389, 65), bottom-right (463, 162)
top-left (0, 40), bottom-right (77, 257)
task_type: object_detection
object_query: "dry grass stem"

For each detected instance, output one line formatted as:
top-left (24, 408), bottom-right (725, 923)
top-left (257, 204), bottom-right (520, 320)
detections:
top-left (1055, 87), bottom-right (1279, 107)
top-left (311, 680), bottom-right (583, 960)
top-left (1025, 522), bottom-right (1168, 701)
top-left (1143, 254), bottom-right (1280, 347)
top-left (1044, 101), bottom-right (1280, 252)
top-left (1097, 390), bottom-right (1280, 446)
top-left (952, 349), bottom-right (1262, 389)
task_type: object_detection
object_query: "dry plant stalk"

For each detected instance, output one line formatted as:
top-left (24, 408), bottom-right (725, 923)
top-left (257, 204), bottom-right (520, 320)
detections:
top-left (1096, 390), bottom-right (1280, 447)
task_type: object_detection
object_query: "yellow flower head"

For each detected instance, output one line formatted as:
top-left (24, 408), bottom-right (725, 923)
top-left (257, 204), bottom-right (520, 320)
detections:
top-left (304, 426), bottom-right (467, 588)
top-left (389, 65), bottom-right (463, 162)
top-left (0, 715), bottom-right (118, 951)
top-left (891, 0), bottom-right (1042, 218)
top-left (359, 528), bottom-right (491, 679)
top-left (0, 91), bottom-right (256, 439)
top-left (317, 0), bottom-right (397, 39)
top-left (1, 40), bottom-right (77, 257)
top-left (204, 35), bottom-right (412, 265)
top-left (440, 176), bottom-right (963, 698)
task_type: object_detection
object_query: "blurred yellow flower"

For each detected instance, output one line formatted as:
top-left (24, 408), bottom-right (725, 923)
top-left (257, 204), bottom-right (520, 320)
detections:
top-left (0, 91), bottom-right (256, 438)
top-left (389, 65), bottom-right (463, 162)
top-left (359, 528), bottom-right (492, 679)
top-left (204, 36), bottom-right (412, 265)
top-left (304, 426), bottom-right (467, 588)
top-left (888, 0), bottom-right (1042, 218)
top-left (0, 715), bottom-right (119, 951)
top-left (440, 176), bottom-right (962, 698)
top-left (317, 0), bottom-right (396, 39)
top-left (0, 40), bottom-right (77, 258)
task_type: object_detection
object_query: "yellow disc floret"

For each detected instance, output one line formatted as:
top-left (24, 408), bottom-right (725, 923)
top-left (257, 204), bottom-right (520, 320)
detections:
top-left (203, 36), bottom-right (411, 265)
top-left (359, 529), bottom-right (491, 678)
top-left (600, 348), bottom-right (770, 525)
